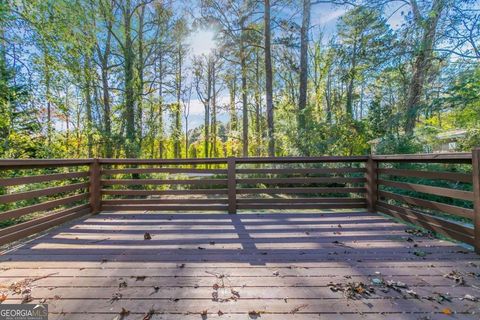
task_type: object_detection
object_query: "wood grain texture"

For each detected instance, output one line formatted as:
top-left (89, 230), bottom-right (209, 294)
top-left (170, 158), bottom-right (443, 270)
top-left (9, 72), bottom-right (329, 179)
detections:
top-left (0, 210), bottom-right (479, 319)
top-left (472, 148), bottom-right (480, 253)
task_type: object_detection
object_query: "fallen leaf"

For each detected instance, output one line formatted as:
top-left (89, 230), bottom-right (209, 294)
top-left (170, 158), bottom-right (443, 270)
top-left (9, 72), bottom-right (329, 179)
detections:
top-left (118, 281), bottom-right (127, 288)
top-left (144, 232), bottom-right (152, 240)
top-left (21, 293), bottom-right (32, 303)
top-left (290, 304), bottom-right (308, 314)
top-left (136, 276), bottom-right (146, 281)
top-left (117, 307), bottom-right (130, 320)
top-left (460, 294), bottom-right (477, 301)
top-left (110, 292), bottom-right (122, 303)
top-left (217, 310), bottom-right (224, 316)
top-left (413, 250), bottom-right (427, 257)
top-left (441, 308), bottom-right (452, 315)
top-left (231, 288), bottom-right (240, 298)
top-left (0, 294), bottom-right (7, 302)
top-left (142, 308), bottom-right (155, 320)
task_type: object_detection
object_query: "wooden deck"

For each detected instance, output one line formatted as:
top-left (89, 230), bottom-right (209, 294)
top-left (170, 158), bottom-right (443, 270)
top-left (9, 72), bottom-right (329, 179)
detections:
top-left (0, 211), bottom-right (480, 319)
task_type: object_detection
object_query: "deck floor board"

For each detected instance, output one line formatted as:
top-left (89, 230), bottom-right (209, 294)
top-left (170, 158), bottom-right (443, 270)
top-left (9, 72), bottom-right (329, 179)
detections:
top-left (1, 211), bottom-right (479, 319)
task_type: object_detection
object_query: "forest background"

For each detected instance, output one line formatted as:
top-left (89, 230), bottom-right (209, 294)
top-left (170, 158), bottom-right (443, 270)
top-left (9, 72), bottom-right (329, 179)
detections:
top-left (1, 0), bottom-right (479, 159)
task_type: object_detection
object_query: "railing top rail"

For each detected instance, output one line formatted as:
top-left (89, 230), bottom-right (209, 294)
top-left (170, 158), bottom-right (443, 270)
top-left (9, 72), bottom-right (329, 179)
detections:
top-left (0, 159), bottom-right (94, 168)
top-left (98, 158), bottom-right (228, 164)
top-left (372, 152), bottom-right (472, 163)
top-left (98, 156), bottom-right (370, 165)
top-left (235, 156), bottom-right (369, 163)
top-left (0, 153), bottom-right (474, 167)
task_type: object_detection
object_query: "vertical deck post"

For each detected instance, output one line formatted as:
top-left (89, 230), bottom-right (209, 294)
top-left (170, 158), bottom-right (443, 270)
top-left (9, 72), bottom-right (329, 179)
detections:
top-left (366, 156), bottom-right (378, 213)
top-left (227, 157), bottom-right (237, 214)
top-left (89, 158), bottom-right (101, 214)
top-left (472, 148), bottom-right (480, 253)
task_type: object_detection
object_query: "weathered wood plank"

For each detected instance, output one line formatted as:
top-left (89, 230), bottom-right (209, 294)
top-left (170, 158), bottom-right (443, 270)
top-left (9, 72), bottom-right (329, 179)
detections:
top-left (0, 193), bottom-right (90, 221)
top-left (0, 171), bottom-right (89, 187)
top-left (0, 182), bottom-right (89, 204)
top-left (377, 201), bottom-right (474, 244)
top-left (237, 177), bottom-right (366, 185)
top-left (101, 189), bottom-right (228, 196)
top-left (101, 179), bottom-right (228, 186)
top-left (236, 167), bottom-right (366, 174)
top-left (379, 190), bottom-right (474, 219)
top-left (378, 179), bottom-right (474, 201)
top-left (102, 168), bottom-right (227, 175)
top-left (237, 187), bottom-right (367, 194)
top-left (378, 168), bottom-right (472, 183)
top-left (236, 203), bottom-right (367, 210)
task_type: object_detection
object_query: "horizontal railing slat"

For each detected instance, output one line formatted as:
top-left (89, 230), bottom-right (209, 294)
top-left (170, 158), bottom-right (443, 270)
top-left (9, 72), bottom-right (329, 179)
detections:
top-left (237, 177), bottom-right (366, 184)
top-left (236, 187), bottom-right (367, 194)
top-left (101, 179), bottom-right (228, 186)
top-left (236, 198), bottom-right (366, 204)
top-left (102, 205), bottom-right (228, 211)
top-left (379, 190), bottom-right (473, 219)
top-left (377, 201), bottom-right (474, 245)
top-left (0, 182), bottom-right (90, 204)
top-left (378, 168), bottom-right (472, 183)
top-left (0, 204), bottom-right (90, 238)
top-left (101, 189), bottom-right (228, 196)
top-left (0, 159), bottom-right (93, 168)
top-left (102, 168), bottom-right (227, 175)
top-left (0, 171), bottom-right (89, 187)
top-left (373, 153), bottom-right (472, 163)
top-left (102, 199), bottom-right (228, 205)
top-left (378, 179), bottom-right (473, 201)
top-left (237, 203), bottom-right (367, 210)
top-left (235, 156), bottom-right (369, 163)
top-left (236, 168), bottom-right (366, 174)
top-left (0, 206), bottom-right (91, 245)
top-left (0, 193), bottom-right (90, 222)
top-left (99, 158), bottom-right (227, 165)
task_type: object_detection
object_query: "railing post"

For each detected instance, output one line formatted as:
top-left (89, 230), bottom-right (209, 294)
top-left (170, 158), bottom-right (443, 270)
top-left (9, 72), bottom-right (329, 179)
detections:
top-left (227, 157), bottom-right (237, 214)
top-left (472, 148), bottom-right (480, 253)
top-left (89, 158), bottom-right (101, 214)
top-left (366, 155), bottom-right (378, 213)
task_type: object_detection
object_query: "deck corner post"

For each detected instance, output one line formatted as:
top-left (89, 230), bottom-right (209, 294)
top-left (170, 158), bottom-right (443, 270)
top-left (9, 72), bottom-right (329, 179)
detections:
top-left (89, 158), bottom-right (101, 214)
top-left (472, 148), bottom-right (480, 253)
top-left (227, 157), bottom-right (237, 214)
top-left (366, 155), bottom-right (378, 213)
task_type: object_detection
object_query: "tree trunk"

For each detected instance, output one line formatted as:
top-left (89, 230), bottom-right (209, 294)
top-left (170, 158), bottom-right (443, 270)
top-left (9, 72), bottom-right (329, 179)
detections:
top-left (298, 0), bottom-right (310, 131)
top-left (345, 38), bottom-right (357, 117)
top-left (212, 63), bottom-right (217, 157)
top-left (84, 56), bottom-right (94, 157)
top-left (404, 0), bottom-right (445, 135)
top-left (264, 0), bottom-right (274, 156)
top-left (239, 19), bottom-right (249, 157)
top-left (123, 0), bottom-right (137, 158)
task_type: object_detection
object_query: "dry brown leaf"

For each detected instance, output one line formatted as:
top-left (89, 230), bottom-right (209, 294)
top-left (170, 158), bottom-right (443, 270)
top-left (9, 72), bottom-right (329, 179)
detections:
top-left (144, 232), bottom-right (152, 240)
top-left (290, 304), bottom-right (308, 314)
top-left (142, 308), bottom-right (155, 320)
top-left (442, 308), bottom-right (452, 315)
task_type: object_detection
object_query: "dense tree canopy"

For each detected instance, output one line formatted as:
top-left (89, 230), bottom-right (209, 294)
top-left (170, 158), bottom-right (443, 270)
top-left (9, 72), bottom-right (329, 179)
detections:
top-left (0, 0), bottom-right (478, 159)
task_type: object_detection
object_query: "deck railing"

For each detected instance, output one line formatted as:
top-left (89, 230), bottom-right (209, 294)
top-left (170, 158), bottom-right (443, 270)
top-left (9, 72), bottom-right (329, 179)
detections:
top-left (0, 150), bottom-right (479, 252)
